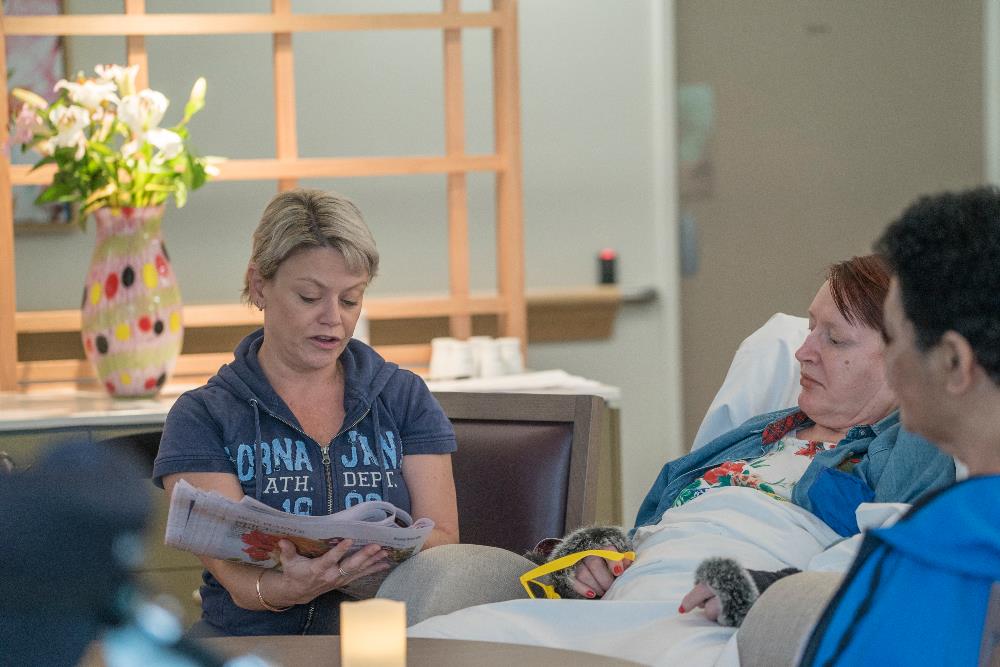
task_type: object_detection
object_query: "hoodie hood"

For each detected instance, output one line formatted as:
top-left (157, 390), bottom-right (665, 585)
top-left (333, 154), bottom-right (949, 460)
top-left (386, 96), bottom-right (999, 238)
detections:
top-left (211, 328), bottom-right (399, 429)
top-left (207, 329), bottom-right (402, 504)
top-left (872, 474), bottom-right (1000, 580)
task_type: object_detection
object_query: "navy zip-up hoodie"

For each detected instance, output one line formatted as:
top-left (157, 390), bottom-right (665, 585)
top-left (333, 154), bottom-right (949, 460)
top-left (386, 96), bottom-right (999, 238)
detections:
top-left (152, 329), bottom-right (456, 635)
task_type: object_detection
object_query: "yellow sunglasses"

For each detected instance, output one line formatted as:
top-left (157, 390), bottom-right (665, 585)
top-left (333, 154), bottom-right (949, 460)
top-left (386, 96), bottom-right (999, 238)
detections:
top-left (519, 549), bottom-right (636, 600)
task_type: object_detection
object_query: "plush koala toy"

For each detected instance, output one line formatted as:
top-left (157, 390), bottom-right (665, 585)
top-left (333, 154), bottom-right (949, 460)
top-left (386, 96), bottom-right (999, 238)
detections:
top-left (525, 525), bottom-right (632, 599)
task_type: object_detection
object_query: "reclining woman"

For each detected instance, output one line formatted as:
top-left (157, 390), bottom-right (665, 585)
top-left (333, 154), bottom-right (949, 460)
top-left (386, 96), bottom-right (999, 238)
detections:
top-left (540, 253), bottom-right (954, 601)
top-left (400, 254), bottom-right (954, 666)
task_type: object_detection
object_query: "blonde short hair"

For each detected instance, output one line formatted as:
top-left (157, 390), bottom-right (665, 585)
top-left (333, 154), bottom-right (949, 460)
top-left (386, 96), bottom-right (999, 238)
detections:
top-left (242, 188), bottom-right (379, 302)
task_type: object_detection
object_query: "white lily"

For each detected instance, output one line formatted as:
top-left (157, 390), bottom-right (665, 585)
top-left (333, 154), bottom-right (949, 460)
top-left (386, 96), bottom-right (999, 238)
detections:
top-left (118, 89), bottom-right (169, 137)
top-left (203, 156), bottom-right (224, 177)
top-left (94, 64), bottom-right (139, 97)
top-left (34, 139), bottom-right (54, 157)
top-left (54, 78), bottom-right (118, 111)
top-left (147, 127), bottom-right (184, 160)
top-left (49, 105), bottom-right (90, 160)
top-left (7, 63), bottom-right (215, 219)
top-left (11, 104), bottom-right (44, 145)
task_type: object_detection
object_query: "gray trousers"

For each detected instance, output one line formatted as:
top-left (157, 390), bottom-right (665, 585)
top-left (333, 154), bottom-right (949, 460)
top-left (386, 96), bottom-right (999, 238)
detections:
top-left (376, 544), bottom-right (535, 626)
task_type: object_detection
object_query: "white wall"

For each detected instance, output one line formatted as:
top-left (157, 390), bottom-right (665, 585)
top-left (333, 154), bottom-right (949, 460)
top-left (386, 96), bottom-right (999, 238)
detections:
top-left (987, 0), bottom-right (1000, 183)
top-left (13, 0), bottom-right (682, 523)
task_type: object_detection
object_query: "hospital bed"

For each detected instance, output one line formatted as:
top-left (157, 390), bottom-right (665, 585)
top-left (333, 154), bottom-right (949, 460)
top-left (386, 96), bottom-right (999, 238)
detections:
top-left (382, 314), bottom-right (997, 666)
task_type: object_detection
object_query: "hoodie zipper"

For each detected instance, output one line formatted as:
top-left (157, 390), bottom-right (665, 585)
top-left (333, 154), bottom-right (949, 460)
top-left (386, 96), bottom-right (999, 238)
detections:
top-left (248, 400), bottom-right (372, 634)
top-left (303, 406), bottom-right (370, 635)
top-left (320, 407), bottom-right (371, 513)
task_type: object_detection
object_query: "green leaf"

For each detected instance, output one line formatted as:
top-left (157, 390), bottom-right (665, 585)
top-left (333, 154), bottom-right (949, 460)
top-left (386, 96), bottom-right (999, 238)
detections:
top-left (188, 156), bottom-right (207, 190)
top-left (88, 142), bottom-right (114, 156)
top-left (28, 154), bottom-right (59, 170)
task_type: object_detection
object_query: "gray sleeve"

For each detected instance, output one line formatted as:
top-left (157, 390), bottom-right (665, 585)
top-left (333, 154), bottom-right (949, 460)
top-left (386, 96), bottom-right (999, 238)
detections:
top-left (694, 557), bottom-right (800, 627)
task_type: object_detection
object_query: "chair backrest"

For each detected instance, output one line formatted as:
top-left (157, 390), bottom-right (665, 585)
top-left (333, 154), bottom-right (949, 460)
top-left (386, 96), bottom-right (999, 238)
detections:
top-left (97, 430), bottom-right (163, 478)
top-left (433, 391), bottom-right (603, 554)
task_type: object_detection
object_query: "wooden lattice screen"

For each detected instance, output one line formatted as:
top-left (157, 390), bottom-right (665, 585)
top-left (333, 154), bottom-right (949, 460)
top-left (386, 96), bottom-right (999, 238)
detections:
top-left (0, 0), bottom-right (525, 391)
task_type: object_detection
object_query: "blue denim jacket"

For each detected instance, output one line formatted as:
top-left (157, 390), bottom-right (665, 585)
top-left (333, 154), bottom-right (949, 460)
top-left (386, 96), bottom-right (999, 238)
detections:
top-left (633, 407), bottom-right (955, 536)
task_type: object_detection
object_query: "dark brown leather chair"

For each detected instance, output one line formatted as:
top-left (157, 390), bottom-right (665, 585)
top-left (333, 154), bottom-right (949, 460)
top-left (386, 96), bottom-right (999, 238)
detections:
top-left (97, 430), bottom-right (162, 477)
top-left (433, 392), bottom-right (604, 555)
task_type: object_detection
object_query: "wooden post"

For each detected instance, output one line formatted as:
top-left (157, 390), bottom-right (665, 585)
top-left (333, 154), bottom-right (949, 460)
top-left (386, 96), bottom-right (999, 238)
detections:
top-left (124, 0), bottom-right (149, 88)
top-left (0, 7), bottom-right (18, 391)
top-left (443, 0), bottom-right (471, 340)
top-left (272, 0), bottom-right (299, 192)
top-left (492, 0), bottom-right (526, 346)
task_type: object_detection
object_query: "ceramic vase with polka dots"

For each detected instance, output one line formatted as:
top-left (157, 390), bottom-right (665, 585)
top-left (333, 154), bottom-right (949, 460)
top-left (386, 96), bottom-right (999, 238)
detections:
top-left (81, 206), bottom-right (183, 397)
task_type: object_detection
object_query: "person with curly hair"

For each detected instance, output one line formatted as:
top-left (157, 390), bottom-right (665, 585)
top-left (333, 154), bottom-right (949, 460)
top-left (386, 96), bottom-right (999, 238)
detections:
top-left (685, 186), bottom-right (1000, 665)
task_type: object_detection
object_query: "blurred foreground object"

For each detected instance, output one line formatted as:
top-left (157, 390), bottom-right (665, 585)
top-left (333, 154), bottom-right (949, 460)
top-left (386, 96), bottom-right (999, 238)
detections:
top-left (0, 438), bottom-right (151, 665)
top-left (0, 439), bottom-right (253, 667)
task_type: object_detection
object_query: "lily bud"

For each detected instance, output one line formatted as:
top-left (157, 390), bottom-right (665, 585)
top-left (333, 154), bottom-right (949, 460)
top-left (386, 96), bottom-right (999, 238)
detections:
top-left (182, 77), bottom-right (207, 123)
top-left (12, 87), bottom-right (49, 110)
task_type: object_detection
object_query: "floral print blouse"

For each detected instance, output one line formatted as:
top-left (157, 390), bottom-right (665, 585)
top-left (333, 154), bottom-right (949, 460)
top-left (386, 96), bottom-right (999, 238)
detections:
top-left (672, 433), bottom-right (837, 507)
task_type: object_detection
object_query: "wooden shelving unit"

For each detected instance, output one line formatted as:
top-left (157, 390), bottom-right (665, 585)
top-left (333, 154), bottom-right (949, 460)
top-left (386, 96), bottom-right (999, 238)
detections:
top-left (0, 1), bottom-right (526, 391)
top-left (13, 286), bottom-right (627, 389)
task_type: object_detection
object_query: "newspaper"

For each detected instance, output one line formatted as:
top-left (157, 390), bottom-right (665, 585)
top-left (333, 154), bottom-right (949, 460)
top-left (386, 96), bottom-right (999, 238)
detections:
top-left (164, 479), bottom-right (434, 598)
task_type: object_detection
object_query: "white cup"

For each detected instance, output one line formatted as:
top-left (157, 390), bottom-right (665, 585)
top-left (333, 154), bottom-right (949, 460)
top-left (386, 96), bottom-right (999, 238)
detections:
top-left (428, 337), bottom-right (474, 380)
top-left (496, 337), bottom-right (524, 375)
top-left (477, 340), bottom-right (505, 378)
top-left (468, 336), bottom-right (495, 377)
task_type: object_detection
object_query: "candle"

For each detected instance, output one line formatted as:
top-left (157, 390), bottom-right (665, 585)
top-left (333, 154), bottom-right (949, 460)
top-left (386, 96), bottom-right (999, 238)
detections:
top-left (340, 599), bottom-right (406, 667)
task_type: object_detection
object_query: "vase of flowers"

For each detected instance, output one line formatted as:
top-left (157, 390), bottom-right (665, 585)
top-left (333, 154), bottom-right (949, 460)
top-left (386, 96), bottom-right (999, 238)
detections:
top-left (9, 64), bottom-right (215, 397)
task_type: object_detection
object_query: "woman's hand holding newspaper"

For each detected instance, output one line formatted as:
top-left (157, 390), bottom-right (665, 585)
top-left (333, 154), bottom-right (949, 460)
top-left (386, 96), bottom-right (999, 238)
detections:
top-left (164, 479), bottom-right (437, 600)
top-left (261, 538), bottom-right (391, 608)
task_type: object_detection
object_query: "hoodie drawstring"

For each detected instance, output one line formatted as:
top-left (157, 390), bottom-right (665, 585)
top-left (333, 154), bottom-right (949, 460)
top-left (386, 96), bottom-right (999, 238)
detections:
top-left (372, 400), bottom-right (390, 502)
top-left (250, 398), bottom-right (264, 500)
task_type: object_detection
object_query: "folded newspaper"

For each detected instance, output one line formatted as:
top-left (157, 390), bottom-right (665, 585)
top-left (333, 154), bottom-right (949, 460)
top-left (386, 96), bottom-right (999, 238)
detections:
top-left (165, 479), bottom-right (435, 597)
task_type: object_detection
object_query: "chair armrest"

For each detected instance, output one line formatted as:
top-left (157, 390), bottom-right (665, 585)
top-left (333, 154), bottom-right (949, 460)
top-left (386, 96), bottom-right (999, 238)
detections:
top-left (737, 571), bottom-right (843, 667)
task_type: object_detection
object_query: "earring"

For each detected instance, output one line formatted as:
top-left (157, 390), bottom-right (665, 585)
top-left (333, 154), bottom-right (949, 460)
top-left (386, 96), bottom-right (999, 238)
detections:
top-left (256, 301), bottom-right (264, 311)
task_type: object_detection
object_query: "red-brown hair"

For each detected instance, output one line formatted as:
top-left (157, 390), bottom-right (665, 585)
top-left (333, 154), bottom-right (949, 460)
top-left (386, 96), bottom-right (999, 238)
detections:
top-left (827, 255), bottom-right (891, 335)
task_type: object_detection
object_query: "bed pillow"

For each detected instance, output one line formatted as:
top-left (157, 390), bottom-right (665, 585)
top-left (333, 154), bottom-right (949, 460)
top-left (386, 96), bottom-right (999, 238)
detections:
top-left (692, 313), bottom-right (809, 450)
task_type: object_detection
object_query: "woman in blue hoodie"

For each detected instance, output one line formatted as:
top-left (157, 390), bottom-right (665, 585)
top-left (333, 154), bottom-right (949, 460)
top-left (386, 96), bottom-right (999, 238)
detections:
top-left (152, 188), bottom-right (459, 636)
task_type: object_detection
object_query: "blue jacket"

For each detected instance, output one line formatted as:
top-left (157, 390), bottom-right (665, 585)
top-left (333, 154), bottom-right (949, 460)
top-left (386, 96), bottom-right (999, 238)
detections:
top-left (801, 475), bottom-right (1000, 666)
top-left (152, 329), bottom-right (456, 635)
top-left (633, 407), bottom-right (954, 536)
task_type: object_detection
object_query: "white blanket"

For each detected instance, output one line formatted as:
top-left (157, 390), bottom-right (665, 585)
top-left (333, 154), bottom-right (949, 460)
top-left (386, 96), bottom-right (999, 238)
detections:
top-left (410, 487), bottom-right (844, 666)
